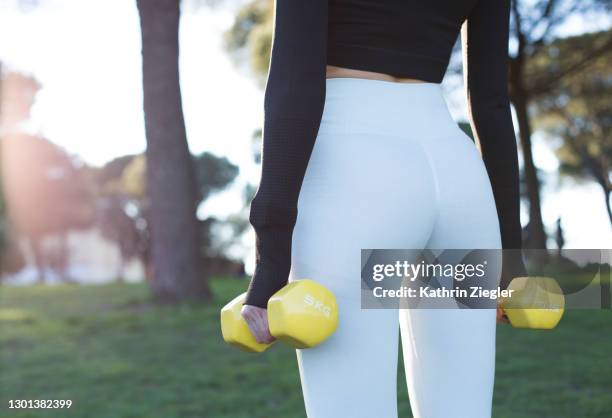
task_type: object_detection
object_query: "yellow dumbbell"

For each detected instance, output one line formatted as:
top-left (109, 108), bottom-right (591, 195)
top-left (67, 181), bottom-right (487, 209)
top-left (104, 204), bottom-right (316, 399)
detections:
top-left (220, 279), bottom-right (339, 353)
top-left (268, 279), bottom-right (339, 348)
top-left (500, 276), bottom-right (565, 329)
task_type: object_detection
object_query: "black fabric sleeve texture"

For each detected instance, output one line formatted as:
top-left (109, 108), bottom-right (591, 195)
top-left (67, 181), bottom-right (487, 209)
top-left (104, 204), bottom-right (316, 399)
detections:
top-left (245, 0), bottom-right (329, 308)
top-left (462, 0), bottom-right (528, 289)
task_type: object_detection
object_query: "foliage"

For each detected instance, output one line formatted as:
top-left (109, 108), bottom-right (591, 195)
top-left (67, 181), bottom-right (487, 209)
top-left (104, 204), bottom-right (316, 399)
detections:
top-left (3, 134), bottom-right (94, 236)
top-left (1, 134), bottom-right (94, 281)
top-left (96, 154), bottom-right (137, 191)
top-left (94, 151), bottom-right (240, 275)
top-left (120, 155), bottom-right (146, 198)
top-left (194, 152), bottom-right (239, 202)
top-left (1, 70), bottom-right (91, 281)
top-left (222, 0), bottom-right (273, 86)
top-left (530, 30), bottom-right (612, 221)
top-left (531, 31), bottom-right (611, 177)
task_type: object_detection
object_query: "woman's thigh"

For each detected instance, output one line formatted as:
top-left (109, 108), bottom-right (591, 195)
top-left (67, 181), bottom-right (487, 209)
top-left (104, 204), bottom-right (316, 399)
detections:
top-left (399, 131), bottom-right (501, 418)
top-left (291, 129), bottom-right (438, 418)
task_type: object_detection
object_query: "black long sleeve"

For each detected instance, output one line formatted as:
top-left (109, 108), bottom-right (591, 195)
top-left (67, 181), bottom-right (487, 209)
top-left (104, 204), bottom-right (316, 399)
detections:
top-left (245, 0), bottom-right (329, 308)
top-left (462, 0), bottom-right (527, 287)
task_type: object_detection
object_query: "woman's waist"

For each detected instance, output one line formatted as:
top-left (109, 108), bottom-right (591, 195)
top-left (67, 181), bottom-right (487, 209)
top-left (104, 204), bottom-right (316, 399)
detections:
top-left (326, 65), bottom-right (426, 84)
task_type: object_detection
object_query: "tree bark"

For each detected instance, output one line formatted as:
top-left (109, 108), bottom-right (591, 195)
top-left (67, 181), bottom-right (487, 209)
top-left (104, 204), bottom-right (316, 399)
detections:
top-left (604, 188), bottom-right (612, 225)
top-left (136, 0), bottom-right (211, 302)
top-left (513, 94), bottom-right (548, 249)
top-left (30, 236), bottom-right (46, 284)
top-left (509, 47), bottom-right (547, 253)
top-left (508, 6), bottom-right (548, 254)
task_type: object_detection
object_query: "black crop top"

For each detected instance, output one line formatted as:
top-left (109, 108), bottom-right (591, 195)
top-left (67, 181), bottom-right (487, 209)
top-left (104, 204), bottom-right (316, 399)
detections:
top-left (245, 0), bottom-right (526, 308)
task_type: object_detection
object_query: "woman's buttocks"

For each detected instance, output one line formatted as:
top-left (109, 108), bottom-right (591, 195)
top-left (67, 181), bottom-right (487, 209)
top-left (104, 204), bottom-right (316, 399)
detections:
top-left (293, 128), bottom-right (440, 298)
top-left (292, 77), bottom-right (481, 297)
top-left (294, 79), bottom-right (446, 275)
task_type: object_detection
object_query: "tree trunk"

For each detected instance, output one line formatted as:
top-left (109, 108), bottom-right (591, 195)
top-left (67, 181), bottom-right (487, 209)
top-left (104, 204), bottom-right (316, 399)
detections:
top-left (30, 236), bottom-right (46, 284)
top-left (116, 255), bottom-right (125, 283)
top-left (604, 188), bottom-right (612, 225)
top-left (57, 232), bottom-right (70, 283)
top-left (511, 89), bottom-right (548, 250)
top-left (593, 180), bottom-right (612, 225)
top-left (136, 0), bottom-right (211, 302)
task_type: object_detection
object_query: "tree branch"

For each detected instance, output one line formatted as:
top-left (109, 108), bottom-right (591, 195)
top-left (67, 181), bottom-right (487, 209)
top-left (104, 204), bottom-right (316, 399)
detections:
top-left (512, 0), bottom-right (528, 59)
top-left (530, 35), bottom-right (612, 96)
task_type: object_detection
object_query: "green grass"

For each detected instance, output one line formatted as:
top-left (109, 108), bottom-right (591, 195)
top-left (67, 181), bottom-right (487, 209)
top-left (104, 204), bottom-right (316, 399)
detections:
top-left (0, 279), bottom-right (611, 418)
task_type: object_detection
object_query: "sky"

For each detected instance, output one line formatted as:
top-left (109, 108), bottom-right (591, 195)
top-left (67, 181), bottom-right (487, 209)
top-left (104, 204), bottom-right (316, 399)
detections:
top-left (0, 0), bottom-right (610, 273)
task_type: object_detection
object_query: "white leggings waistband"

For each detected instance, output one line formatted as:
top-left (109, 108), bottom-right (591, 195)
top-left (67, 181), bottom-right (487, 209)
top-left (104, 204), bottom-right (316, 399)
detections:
top-left (321, 77), bottom-right (459, 138)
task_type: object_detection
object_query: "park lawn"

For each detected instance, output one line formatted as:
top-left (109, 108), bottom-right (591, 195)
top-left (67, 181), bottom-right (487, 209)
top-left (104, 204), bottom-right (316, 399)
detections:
top-left (0, 278), bottom-right (610, 418)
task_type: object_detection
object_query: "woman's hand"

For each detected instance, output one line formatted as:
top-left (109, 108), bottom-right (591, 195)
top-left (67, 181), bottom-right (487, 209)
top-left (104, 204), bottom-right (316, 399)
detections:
top-left (241, 304), bottom-right (276, 344)
top-left (496, 304), bottom-right (510, 324)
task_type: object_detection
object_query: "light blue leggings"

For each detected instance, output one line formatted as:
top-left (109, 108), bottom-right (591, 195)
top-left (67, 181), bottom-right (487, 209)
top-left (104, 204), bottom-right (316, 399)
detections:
top-left (289, 78), bottom-right (502, 418)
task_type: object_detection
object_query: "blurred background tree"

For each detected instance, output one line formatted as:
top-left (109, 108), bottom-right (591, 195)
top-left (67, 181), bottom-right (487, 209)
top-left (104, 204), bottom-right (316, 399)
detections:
top-left (136, 0), bottom-right (211, 302)
top-left (223, 0), bottom-right (272, 88)
top-left (0, 150), bottom-right (26, 279)
top-left (95, 154), bottom-right (150, 282)
top-left (508, 0), bottom-right (611, 251)
top-left (94, 150), bottom-right (243, 283)
top-left (0, 52), bottom-right (246, 292)
top-left (1, 69), bottom-right (91, 283)
top-left (531, 30), bottom-right (612, 224)
top-left (3, 134), bottom-right (94, 283)
top-left (0, 63), bottom-right (26, 279)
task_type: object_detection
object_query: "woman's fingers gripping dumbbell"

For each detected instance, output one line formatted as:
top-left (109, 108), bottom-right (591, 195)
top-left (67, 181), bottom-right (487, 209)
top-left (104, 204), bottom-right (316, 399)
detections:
top-left (496, 305), bottom-right (510, 324)
top-left (241, 304), bottom-right (276, 344)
